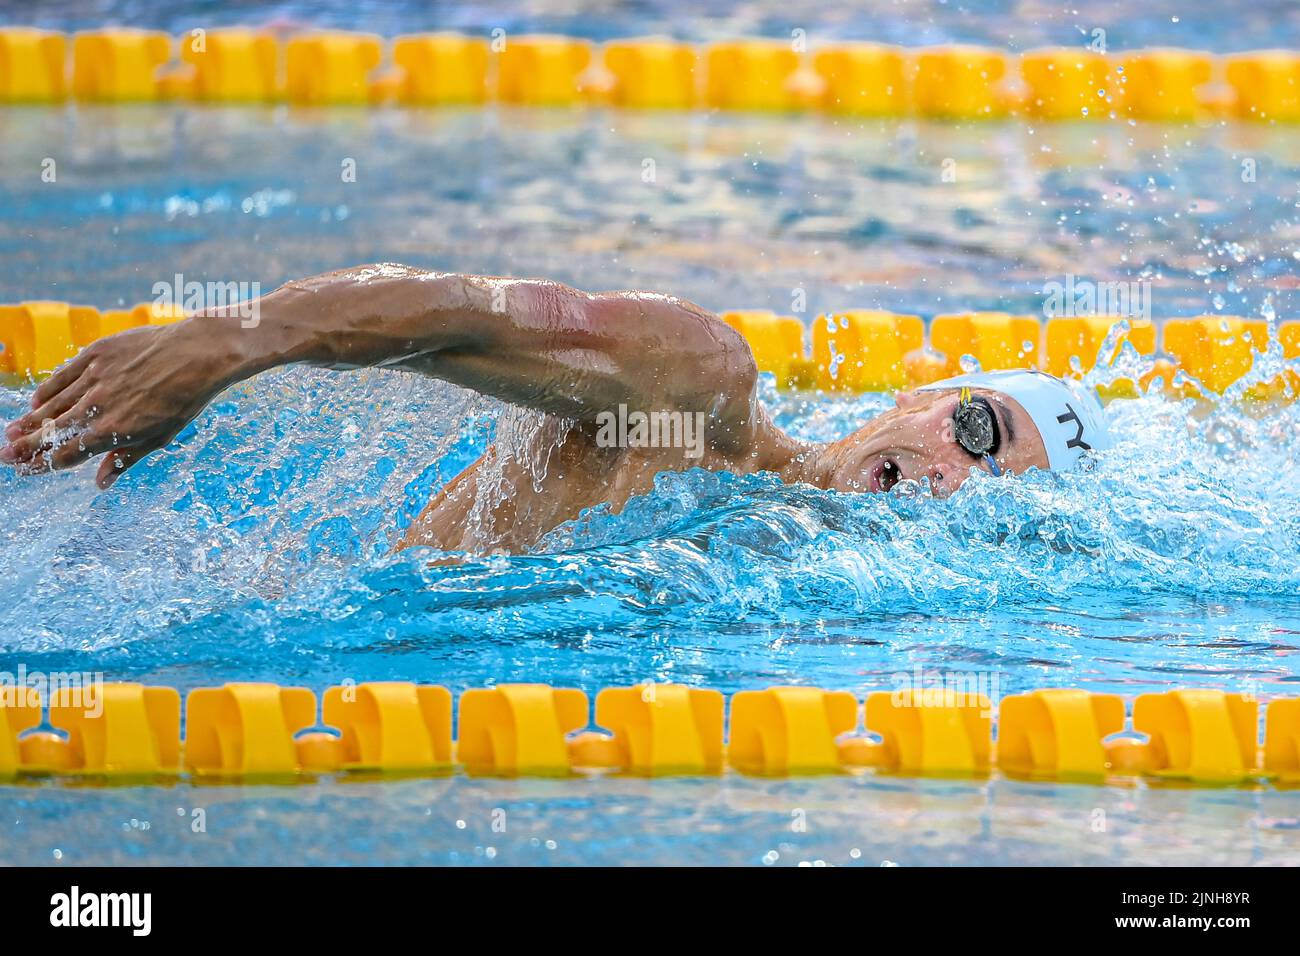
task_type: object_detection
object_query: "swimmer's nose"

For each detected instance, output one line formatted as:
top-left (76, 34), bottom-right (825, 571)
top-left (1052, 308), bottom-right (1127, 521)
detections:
top-left (927, 465), bottom-right (957, 497)
top-left (925, 447), bottom-right (978, 497)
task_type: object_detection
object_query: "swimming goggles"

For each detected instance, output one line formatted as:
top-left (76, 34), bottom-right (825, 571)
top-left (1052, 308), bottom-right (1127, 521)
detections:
top-left (954, 387), bottom-right (1003, 477)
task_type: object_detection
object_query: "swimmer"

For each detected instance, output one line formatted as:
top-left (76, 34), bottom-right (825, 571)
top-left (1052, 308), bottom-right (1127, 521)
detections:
top-left (1, 265), bottom-right (1111, 553)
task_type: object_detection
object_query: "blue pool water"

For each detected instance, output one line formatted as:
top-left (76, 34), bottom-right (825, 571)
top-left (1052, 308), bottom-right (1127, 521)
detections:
top-left (6, 0), bottom-right (1300, 53)
top-left (2, 2), bottom-right (1300, 866)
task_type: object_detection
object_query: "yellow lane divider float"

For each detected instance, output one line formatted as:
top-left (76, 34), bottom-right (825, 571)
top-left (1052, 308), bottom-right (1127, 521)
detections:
top-left (0, 27), bottom-right (68, 102)
top-left (179, 27), bottom-right (280, 103)
top-left (603, 38), bottom-right (697, 109)
top-left (390, 33), bottom-right (490, 106)
top-left (284, 31), bottom-right (383, 107)
top-left (810, 310), bottom-right (924, 392)
top-left (2, 302), bottom-right (1297, 402)
top-left (69, 28), bottom-right (171, 102)
top-left (814, 43), bottom-right (907, 116)
top-left (718, 309), bottom-right (1295, 400)
top-left (0, 300), bottom-right (186, 378)
top-left (1, 27), bottom-right (1298, 120)
top-left (1, 682), bottom-right (1298, 786)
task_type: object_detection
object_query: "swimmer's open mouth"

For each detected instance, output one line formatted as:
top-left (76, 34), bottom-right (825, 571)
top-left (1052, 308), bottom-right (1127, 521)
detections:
top-left (869, 459), bottom-right (902, 493)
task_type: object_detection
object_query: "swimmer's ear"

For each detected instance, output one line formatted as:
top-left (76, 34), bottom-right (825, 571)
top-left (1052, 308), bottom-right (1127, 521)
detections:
top-left (894, 390), bottom-right (924, 410)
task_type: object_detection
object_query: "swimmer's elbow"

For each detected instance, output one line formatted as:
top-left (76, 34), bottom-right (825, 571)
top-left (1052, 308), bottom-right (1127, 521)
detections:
top-left (713, 315), bottom-right (759, 388)
top-left (666, 303), bottom-right (760, 406)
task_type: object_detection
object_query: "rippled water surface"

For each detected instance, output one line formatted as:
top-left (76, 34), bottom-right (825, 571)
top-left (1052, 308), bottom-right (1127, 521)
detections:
top-left (3, 1), bottom-right (1300, 866)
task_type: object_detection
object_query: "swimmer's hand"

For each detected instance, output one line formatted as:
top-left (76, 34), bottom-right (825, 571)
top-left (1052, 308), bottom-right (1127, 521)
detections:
top-left (1, 322), bottom-right (240, 488)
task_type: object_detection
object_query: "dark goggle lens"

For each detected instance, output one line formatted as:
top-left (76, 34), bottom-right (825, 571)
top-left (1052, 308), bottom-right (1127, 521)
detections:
top-left (954, 398), bottom-right (997, 456)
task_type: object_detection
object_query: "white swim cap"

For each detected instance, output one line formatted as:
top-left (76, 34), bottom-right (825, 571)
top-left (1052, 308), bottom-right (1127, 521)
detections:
top-left (917, 369), bottom-right (1112, 471)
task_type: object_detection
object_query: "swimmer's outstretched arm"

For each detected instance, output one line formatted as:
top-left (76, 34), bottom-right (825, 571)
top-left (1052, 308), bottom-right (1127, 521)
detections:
top-left (2, 264), bottom-right (762, 488)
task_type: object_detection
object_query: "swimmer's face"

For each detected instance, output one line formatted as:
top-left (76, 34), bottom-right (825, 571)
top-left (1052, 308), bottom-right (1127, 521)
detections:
top-left (824, 388), bottom-right (1050, 496)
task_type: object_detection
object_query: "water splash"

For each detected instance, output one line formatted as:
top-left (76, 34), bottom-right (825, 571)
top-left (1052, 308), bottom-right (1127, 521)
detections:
top-left (3, 356), bottom-right (1298, 698)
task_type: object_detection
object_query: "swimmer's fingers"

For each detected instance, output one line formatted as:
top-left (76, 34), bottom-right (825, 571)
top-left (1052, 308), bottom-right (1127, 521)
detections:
top-left (5, 351), bottom-right (97, 444)
top-left (0, 396), bottom-right (100, 469)
top-left (9, 422), bottom-right (160, 485)
top-left (29, 347), bottom-right (95, 411)
top-left (4, 382), bottom-right (88, 445)
top-left (95, 444), bottom-right (154, 489)
top-left (3, 395), bottom-right (150, 478)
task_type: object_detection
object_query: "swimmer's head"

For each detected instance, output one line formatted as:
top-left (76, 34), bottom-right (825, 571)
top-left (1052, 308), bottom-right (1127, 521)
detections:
top-left (820, 369), bottom-right (1112, 496)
